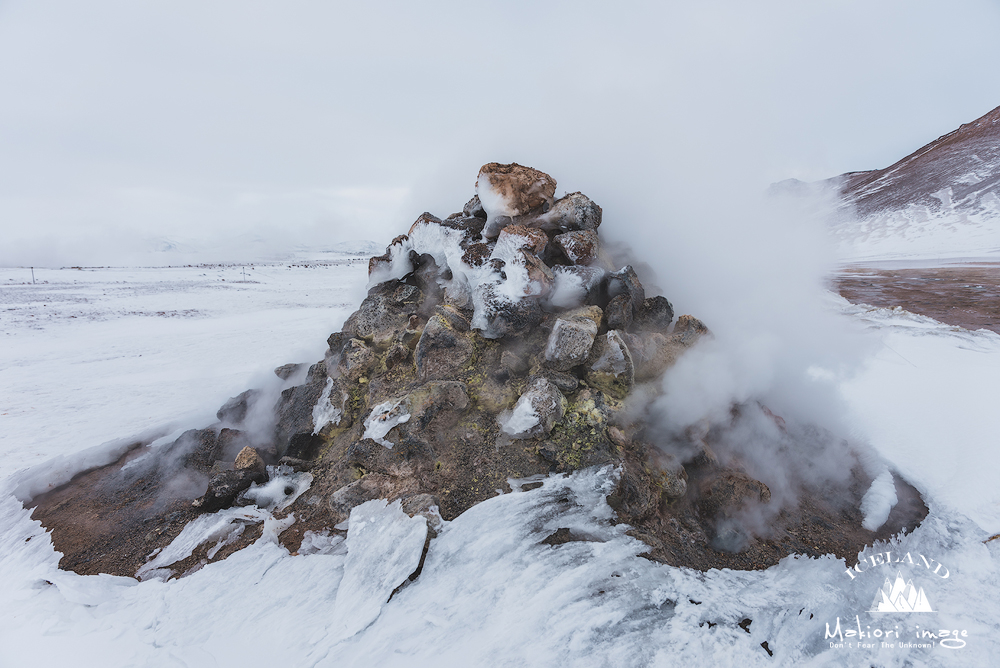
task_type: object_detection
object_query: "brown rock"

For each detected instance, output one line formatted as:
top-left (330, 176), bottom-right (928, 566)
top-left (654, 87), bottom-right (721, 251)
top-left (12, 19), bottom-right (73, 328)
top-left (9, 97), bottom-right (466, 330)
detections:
top-left (521, 251), bottom-right (555, 296)
top-left (234, 446), bottom-right (266, 476)
top-left (476, 162), bottom-right (557, 218)
top-left (414, 315), bottom-right (474, 381)
top-left (634, 296), bottom-right (674, 332)
top-left (462, 243), bottom-right (492, 267)
top-left (553, 230), bottom-right (599, 265)
top-left (697, 471), bottom-right (771, 520)
top-left (407, 211), bottom-right (443, 235)
top-left (496, 224), bottom-right (548, 255)
top-left (604, 294), bottom-right (633, 331)
top-left (673, 314), bottom-right (710, 345)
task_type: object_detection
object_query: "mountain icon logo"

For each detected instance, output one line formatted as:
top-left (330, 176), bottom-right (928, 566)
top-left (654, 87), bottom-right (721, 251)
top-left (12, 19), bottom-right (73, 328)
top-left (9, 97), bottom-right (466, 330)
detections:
top-left (870, 571), bottom-right (934, 612)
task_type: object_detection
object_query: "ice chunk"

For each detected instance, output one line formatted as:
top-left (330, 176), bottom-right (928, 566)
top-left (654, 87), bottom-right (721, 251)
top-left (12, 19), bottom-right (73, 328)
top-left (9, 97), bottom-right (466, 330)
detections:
top-left (329, 499), bottom-right (428, 641)
top-left (311, 377), bottom-right (342, 435)
top-left (298, 529), bottom-right (346, 556)
top-left (860, 469), bottom-right (897, 530)
top-left (362, 398), bottom-right (411, 448)
top-left (136, 506), bottom-right (270, 581)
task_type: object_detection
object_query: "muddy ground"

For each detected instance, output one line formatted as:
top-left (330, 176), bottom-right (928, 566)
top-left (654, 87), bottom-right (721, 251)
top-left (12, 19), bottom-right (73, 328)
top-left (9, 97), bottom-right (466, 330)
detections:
top-left (834, 263), bottom-right (1000, 334)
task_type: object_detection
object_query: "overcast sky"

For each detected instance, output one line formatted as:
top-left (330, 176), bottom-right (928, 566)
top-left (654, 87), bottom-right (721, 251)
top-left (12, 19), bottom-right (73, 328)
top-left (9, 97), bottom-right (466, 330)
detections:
top-left (2, 0), bottom-right (1000, 266)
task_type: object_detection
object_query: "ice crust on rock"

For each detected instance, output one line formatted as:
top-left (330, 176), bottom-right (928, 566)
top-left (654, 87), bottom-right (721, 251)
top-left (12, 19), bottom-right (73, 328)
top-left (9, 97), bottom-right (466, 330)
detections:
top-left (499, 377), bottom-right (566, 439)
top-left (135, 506), bottom-right (269, 581)
top-left (311, 377), bottom-right (342, 435)
top-left (329, 499), bottom-right (428, 641)
top-left (362, 398), bottom-right (411, 448)
top-left (298, 529), bottom-right (346, 556)
top-left (592, 331), bottom-right (629, 375)
top-left (499, 400), bottom-right (541, 438)
top-left (137, 466), bottom-right (313, 580)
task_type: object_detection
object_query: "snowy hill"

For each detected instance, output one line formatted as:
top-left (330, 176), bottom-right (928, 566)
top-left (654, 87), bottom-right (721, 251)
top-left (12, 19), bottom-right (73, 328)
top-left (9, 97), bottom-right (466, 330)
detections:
top-left (828, 104), bottom-right (1000, 261)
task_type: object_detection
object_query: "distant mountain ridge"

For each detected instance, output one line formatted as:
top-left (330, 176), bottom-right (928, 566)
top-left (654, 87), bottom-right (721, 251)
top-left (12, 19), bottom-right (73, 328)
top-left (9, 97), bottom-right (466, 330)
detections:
top-left (840, 104), bottom-right (1000, 220)
top-left (814, 104), bottom-right (1000, 260)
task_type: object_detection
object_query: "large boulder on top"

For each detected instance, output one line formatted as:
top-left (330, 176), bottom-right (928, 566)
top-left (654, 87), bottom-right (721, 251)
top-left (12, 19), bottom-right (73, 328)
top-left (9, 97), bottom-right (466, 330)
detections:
top-left (478, 163), bottom-right (558, 238)
top-left (477, 163), bottom-right (557, 217)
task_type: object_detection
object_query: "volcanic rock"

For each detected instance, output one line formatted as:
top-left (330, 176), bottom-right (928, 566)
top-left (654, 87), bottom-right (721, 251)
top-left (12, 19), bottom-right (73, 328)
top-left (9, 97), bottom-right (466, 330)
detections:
top-left (477, 163), bottom-right (557, 238)
top-left (216, 389), bottom-right (259, 424)
top-left (194, 467), bottom-right (267, 513)
top-left (607, 265), bottom-right (645, 318)
top-left (634, 296), bottom-right (674, 332)
top-left (338, 338), bottom-right (377, 382)
top-left (345, 281), bottom-right (423, 347)
top-left (234, 446), bottom-right (266, 477)
top-left (604, 294), bottom-right (633, 331)
top-left (533, 192), bottom-right (602, 233)
top-left (586, 330), bottom-right (634, 400)
top-left (543, 306), bottom-right (602, 371)
top-left (552, 230), bottom-right (599, 265)
top-left (414, 314), bottom-right (474, 382)
top-left (463, 194), bottom-right (487, 219)
top-left (500, 377), bottom-right (566, 439)
top-left (273, 363), bottom-right (306, 380)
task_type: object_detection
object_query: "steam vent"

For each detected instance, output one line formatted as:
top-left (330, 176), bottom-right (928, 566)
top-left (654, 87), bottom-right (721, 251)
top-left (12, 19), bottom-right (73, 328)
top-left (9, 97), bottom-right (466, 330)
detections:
top-left (32, 162), bottom-right (928, 579)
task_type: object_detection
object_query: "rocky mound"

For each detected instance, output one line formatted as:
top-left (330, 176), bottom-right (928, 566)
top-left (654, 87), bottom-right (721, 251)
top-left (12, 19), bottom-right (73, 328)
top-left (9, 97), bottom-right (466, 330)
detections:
top-left (31, 163), bottom-right (927, 579)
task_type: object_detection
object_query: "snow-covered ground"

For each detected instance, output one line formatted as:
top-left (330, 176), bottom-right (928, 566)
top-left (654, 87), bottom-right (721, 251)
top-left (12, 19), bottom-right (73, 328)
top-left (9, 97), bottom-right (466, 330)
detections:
top-left (832, 208), bottom-right (1000, 263)
top-left (1, 254), bottom-right (998, 667)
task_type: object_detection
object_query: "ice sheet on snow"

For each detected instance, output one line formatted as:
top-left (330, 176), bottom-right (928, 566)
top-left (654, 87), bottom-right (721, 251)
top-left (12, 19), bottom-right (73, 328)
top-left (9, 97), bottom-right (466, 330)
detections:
top-left (328, 499), bottom-right (428, 641)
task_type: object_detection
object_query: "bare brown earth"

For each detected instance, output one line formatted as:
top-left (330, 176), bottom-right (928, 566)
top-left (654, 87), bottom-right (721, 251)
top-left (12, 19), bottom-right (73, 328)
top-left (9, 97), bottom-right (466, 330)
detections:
top-left (834, 263), bottom-right (1000, 334)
